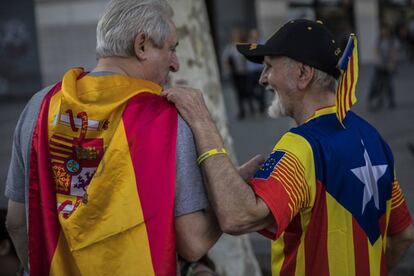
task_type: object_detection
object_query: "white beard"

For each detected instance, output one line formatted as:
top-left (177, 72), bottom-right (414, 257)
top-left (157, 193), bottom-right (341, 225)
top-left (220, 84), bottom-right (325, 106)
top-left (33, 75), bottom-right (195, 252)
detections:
top-left (267, 89), bottom-right (286, 119)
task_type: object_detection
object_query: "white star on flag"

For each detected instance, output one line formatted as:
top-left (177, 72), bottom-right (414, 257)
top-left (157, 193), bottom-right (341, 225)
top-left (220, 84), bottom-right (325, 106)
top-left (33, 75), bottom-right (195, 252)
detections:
top-left (351, 146), bottom-right (387, 214)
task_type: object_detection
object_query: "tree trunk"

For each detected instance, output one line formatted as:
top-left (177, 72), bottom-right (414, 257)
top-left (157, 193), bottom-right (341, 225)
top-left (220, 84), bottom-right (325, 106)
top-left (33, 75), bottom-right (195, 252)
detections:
top-left (169, 0), bottom-right (262, 275)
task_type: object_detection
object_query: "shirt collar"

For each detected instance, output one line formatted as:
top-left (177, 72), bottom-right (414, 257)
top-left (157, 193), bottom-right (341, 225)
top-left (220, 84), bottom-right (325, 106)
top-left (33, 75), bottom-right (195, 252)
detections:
top-left (305, 105), bottom-right (336, 123)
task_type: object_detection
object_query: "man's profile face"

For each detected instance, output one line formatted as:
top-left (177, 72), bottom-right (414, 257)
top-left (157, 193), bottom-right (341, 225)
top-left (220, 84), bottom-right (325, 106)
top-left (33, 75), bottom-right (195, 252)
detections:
top-left (144, 20), bottom-right (180, 85)
top-left (259, 56), bottom-right (296, 118)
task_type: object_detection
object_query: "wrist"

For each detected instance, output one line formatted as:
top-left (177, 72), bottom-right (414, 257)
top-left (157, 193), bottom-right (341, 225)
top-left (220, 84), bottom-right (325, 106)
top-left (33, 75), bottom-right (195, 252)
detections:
top-left (190, 117), bottom-right (216, 131)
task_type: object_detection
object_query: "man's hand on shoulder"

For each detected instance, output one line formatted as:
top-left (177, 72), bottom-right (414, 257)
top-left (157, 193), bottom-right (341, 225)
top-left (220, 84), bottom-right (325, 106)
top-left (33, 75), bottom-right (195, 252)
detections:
top-left (238, 155), bottom-right (265, 181)
top-left (162, 87), bottom-right (212, 128)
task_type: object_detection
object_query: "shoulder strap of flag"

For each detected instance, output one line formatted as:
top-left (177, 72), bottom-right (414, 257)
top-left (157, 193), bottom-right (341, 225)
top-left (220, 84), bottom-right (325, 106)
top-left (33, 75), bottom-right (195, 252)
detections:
top-left (335, 34), bottom-right (359, 127)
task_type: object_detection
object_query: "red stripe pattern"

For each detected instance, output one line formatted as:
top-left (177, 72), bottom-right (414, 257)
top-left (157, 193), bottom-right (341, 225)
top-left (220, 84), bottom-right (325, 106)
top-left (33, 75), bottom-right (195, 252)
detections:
top-left (336, 35), bottom-right (358, 125)
top-left (388, 180), bottom-right (413, 235)
top-left (348, 57), bottom-right (355, 107)
top-left (270, 150), bottom-right (310, 219)
top-left (391, 180), bottom-right (405, 210)
top-left (304, 181), bottom-right (329, 276)
top-left (123, 93), bottom-right (178, 276)
top-left (352, 218), bottom-right (370, 276)
top-left (280, 215), bottom-right (303, 276)
top-left (29, 83), bottom-right (63, 276)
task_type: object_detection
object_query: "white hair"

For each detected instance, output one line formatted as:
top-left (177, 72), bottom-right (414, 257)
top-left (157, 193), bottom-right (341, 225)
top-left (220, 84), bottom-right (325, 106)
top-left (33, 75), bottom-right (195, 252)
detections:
top-left (96, 0), bottom-right (174, 58)
top-left (284, 57), bottom-right (338, 93)
top-left (312, 69), bottom-right (338, 93)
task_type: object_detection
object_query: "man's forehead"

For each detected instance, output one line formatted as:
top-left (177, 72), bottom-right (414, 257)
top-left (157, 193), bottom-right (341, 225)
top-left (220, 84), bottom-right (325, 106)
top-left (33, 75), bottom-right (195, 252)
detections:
top-left (264, 56), bottom-right (279, 63)
top-left (166, 28), bottom-right (178, 46)
top-left (166, 18), bottom-right (178, 42)
top-left (168, 34), bottom-right (178, 47)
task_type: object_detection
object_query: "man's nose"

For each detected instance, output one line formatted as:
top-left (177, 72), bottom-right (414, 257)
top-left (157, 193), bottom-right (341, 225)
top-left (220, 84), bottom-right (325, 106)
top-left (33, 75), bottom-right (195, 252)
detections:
top-left (259, 70), bottom-right (267, 87)
top-left (170, 54), bottom-right (180, 72)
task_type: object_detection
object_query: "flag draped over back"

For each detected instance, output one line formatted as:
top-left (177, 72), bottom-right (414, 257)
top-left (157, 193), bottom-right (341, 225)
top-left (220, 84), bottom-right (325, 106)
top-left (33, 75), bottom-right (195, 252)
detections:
top-left (335, 34), bottom-right (359, 126)
top-left (28, 68), bottom-right (178, 276)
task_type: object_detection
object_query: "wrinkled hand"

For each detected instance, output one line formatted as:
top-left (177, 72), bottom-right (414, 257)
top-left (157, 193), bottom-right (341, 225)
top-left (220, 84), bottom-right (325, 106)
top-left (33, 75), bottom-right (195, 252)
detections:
top-left (162, 87), bottom-right (211, 126)
top-left (238, 154), bottom-right (265, 181)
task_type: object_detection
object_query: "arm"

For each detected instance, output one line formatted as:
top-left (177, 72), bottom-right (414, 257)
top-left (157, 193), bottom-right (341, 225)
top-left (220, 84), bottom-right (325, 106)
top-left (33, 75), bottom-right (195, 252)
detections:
top-left (4, 90), bottom-right (48, 273)
top-left (174, 116), bottom-right (221, 262)
top-left (175, 152), bottom-right (264, 261)
top-left (386, 178), bottom-right (414, 270)
top-left (5, 200), bottom-right (28, 272)
top-left (164, 88), bottom-right (273, 235)
top-left (386, 224), bottom-right (414, 270)
top-left (175, 209), bottom-right (221, 262)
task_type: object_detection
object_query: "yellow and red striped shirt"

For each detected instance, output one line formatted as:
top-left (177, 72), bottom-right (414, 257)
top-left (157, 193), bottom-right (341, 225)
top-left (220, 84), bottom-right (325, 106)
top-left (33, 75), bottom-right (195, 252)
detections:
top-left (251, 106), bottom-right (412, 276)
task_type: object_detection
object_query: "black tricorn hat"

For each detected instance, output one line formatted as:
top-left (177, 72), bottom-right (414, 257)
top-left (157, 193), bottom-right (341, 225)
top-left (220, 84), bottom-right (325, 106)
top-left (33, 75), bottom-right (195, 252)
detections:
top-left (237, 19), bottom-right (342, 79)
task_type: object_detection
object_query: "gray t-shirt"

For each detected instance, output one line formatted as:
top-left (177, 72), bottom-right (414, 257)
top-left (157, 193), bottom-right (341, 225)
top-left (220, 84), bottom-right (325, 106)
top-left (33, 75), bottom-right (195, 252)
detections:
top-left (5, 76), bottom-right (208, 217)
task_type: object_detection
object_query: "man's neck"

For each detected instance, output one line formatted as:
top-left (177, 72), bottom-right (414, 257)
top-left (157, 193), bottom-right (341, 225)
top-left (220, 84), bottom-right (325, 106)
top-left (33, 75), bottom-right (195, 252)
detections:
top-left (293, 89), bottom-right (336, 125)
top-left (92, 57), bottom-right (140, 78)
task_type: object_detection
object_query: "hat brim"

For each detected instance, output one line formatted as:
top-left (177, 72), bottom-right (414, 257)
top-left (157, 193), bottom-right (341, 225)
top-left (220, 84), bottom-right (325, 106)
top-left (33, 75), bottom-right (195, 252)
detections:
top-left (236, 43), bottom-right (275, 64)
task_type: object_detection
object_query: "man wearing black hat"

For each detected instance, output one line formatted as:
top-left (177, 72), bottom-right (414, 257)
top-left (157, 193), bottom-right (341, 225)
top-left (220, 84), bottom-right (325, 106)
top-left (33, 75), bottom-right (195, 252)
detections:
top-left (163, 19), bottom-right (414, 275)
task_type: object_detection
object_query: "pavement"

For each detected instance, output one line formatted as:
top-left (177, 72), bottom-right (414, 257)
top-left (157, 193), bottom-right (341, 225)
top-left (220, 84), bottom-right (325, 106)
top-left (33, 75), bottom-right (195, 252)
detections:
top-left (0, 64), bottom-right (413, 275)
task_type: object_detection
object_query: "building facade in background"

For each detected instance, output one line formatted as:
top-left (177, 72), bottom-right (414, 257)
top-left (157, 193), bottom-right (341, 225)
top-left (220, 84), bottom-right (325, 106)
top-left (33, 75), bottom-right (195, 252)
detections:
top-left (2, 0), bottom-right (413, 97)
top-left (213, 0), bottom-right (414, 66)
top-left (0, 0), bottom-right (42, 98)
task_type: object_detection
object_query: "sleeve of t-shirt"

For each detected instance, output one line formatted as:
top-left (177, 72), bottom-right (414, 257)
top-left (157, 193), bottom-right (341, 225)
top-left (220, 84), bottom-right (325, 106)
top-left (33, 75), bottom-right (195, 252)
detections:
top-left (4, 87), bottom-right (51, 203)
top-left (174, 115), bottom-right (209, 217)
top-left (4, 124), bottom-right (26, 203)
top-left (249, 131), bottom-right (316, 240)
top-left (387, 178), bottom-right (413, 235)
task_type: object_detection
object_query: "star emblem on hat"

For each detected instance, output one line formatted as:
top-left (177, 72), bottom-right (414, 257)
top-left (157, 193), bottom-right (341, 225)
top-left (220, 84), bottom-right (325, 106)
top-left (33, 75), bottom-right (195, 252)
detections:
top-left (335, 48), bottom-right (342, 56)
top-left (249, 43), bottom-right (258, 50)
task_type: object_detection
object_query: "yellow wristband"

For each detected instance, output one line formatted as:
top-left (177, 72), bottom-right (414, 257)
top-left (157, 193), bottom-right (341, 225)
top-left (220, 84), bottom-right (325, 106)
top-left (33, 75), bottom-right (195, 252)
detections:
top-left (197, 148), bottom-right (228, 165)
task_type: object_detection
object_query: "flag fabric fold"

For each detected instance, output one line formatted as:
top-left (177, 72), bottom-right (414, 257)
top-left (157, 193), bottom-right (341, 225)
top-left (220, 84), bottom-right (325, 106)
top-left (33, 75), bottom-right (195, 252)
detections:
top-left (29, 68), bottom-right (178, 276)
top-left (336, 34), bottom-right (359, 126)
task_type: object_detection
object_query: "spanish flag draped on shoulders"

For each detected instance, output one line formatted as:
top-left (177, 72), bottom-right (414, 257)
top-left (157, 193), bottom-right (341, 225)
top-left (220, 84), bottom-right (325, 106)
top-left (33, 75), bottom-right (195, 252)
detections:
top-left (28, 68), bottom-right (177, 275)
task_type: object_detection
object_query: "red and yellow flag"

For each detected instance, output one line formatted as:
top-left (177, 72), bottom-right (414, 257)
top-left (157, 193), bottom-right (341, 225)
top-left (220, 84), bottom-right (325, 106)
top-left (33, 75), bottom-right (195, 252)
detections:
top-left (336, 34), bottom-right (359, 126)
top-left (29, 68), bottom-right (177, 275)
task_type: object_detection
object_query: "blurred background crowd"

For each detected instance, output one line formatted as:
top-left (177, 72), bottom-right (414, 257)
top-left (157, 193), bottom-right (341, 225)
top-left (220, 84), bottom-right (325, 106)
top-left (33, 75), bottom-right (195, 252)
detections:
top-left (1, 0), bottom-right (414, 275)
top-left (2, 0), bottom-right (414, 99)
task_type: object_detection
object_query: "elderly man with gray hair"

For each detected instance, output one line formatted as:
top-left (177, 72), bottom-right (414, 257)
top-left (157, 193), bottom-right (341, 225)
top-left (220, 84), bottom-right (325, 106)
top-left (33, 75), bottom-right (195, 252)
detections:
top-left (4, 0), bottom-right (224, 275)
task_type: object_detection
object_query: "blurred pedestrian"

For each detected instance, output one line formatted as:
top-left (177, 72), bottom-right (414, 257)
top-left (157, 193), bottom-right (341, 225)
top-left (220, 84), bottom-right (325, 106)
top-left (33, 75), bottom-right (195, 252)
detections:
top-left (246, 29), bottom-right (266, 115)
top-left (368, 26), bottom-right (401, 110)
top-left (222, 27), bottom-right (254, 119)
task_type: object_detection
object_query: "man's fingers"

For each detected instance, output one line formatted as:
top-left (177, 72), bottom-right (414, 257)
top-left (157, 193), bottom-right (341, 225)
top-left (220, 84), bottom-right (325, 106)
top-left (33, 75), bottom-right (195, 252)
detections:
top-left (161, 90), bottom-right (177, 103)
top-left (244, 154), bottom-right (265, 168)
top-left (238, 154), bottom-right (265, 180)
top-left (160, 90), bottom-right (168, 97)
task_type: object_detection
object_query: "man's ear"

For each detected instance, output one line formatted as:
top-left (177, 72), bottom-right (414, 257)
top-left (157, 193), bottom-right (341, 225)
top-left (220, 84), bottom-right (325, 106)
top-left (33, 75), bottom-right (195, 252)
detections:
top-left (134, 32), bottom-right (147, 61)
top-left (297, 63), bottom-right (314, 90)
